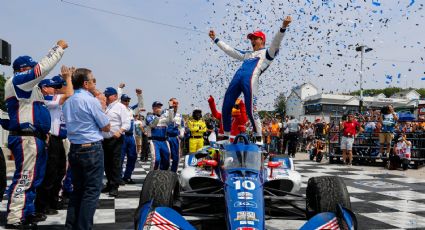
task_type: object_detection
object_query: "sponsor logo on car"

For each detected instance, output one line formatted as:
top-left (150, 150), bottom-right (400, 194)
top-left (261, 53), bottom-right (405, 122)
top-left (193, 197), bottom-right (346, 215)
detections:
top-left (233, 177), bottom-right (257, 181)
top-left (236, 227), bottom-right (257, 230)
top-left (234, 211), bottom-right (258, 221)
top-left (190, 156), bottom-right (198, 166)
top-left (237, 192), bottom-right (253, 200)
top-left (234, 201), bottom-right (257, 208)
top-left (239, 220), bottom-right (255, 225)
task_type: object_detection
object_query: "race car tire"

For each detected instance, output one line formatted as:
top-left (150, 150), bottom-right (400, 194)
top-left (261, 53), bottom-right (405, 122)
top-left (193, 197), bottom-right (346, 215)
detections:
top-left (306, 176), bottom-right (351, 218)
top-left (134, 170), bottom-right (180, 229)
top-left (139, 170), bottom-right (180, 207)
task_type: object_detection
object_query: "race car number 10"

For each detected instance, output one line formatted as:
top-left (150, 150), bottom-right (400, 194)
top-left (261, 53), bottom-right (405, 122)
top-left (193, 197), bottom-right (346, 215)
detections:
top-left (233, 180), bottom-right (256, 190)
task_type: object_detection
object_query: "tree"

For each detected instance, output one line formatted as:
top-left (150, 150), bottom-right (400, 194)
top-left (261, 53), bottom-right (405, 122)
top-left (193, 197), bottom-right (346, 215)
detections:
top-left (274, 92), bottom-right (286, 115)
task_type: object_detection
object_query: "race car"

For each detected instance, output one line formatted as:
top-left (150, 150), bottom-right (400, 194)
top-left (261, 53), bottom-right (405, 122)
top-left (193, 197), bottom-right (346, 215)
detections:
top-left (135, 134), bottom-right (357, 230)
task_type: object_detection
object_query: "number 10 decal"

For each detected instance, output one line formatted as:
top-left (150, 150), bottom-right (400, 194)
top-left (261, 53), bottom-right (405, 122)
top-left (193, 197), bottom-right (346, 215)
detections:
top-left (233, 180), bottom-right (256, 190)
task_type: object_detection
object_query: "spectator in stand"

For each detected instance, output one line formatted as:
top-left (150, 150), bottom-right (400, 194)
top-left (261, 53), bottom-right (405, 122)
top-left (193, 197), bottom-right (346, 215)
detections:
top-left (378, 105), bottom-right (398, 158)
top-left (63, 68), bottom-right (110, 230)
top-left (340, 112), bottom-right (361, 165)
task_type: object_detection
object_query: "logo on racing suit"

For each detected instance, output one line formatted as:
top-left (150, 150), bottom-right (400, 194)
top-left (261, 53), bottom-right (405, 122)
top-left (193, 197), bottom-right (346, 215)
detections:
top-left (234, 211), bottom-right (258, 221)
top-left (234, 201), bottom-right (257, 208)
top-left (237, 192), bottom-right (253, 200)
top-left (13, 170), bottom-right (32, 198)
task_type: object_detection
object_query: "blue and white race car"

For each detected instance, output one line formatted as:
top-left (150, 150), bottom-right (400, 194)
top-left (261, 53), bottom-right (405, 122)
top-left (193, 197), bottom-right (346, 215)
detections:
top-left (135, 135), bottom-right (357, 230)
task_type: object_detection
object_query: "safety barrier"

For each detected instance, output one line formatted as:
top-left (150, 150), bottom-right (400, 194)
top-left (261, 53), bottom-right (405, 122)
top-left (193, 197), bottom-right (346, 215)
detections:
top-left (327, 130), bottom-right (425, 168)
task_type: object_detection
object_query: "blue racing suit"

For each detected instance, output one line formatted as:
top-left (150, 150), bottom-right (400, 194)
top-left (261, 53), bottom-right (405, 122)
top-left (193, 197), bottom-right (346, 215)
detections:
top-left (121, 118), bottom-right (137, 179)
top-left (4, 44), bottom-right (64, 224)
top-left (214, 27), bottom-right (287, 137)
top-left (146, 109), bottom-right (174, 170)
top-left (118, 88), bottom-right (144, 179)
top-left (167, 112), bottom-right (185, 172)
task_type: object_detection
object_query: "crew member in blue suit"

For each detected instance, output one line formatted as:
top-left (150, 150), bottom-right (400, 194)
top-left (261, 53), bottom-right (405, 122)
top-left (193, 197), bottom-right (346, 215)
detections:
top-left (167, 98), bottom-right (185, 172)
top-left (146, 101), bottom-right (174, 170)
top-left (209, 16), bottom-right (292, 145)
top-left (4, 40), bottom-right (68, 228)
top-left (117, 84), bottom-right (144, 184)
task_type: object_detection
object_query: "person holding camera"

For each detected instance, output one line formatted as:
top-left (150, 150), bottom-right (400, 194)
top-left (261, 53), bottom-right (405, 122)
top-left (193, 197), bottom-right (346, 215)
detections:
top-left (340, 112), bottom-right (361, 165)
top-left (390, 134), bottom-right (412, 170)
top-left (378, 105), bottom-right (398, 159)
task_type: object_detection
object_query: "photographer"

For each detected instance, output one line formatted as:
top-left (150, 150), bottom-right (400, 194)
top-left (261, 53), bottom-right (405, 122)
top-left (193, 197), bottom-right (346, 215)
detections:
top-left (389, 134), bottom-right (411, 170)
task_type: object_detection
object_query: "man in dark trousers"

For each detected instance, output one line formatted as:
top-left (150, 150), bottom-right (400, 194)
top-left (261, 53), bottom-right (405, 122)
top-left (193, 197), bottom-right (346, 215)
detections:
top-left (35, 66), bottom-right (73, 217)
top-left (63, 68), bottom-right (110, 230)
top-left (102, 87), bottom-right (130, 197)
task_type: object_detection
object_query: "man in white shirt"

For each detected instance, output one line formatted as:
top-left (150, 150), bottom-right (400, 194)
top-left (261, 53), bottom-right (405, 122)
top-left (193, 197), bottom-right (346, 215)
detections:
top-left (101, 87), bottom-right (130, 197)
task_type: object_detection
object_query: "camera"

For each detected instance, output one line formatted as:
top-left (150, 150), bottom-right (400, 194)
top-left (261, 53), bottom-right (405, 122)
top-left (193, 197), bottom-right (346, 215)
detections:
top-left (0, 39), bottom-right (11, 66)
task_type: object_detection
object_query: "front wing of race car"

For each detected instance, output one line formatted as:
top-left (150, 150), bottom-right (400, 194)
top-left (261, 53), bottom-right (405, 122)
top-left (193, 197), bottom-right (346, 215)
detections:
top-left (137, 200), bottom-right (357, 230)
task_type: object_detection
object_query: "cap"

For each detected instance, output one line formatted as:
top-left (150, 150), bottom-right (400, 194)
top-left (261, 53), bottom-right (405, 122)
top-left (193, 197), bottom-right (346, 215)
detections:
top-left (152, 101), bottom-right (163, 108)
top-left (38, 79), bottom-right (63, 89)
top-left (121, 94), bottom-right (131, 101)
top-left (247, 31), bottom-right (266, 43)
top-left (104, 87), bottom-right (118, 97)
top-left (52, 75), bottom-right (66, 86)
top-left (13, 56), bottom-right (38, 71)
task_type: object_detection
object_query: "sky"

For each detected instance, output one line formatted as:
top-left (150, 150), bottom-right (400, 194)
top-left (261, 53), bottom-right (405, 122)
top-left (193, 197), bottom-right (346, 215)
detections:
top-left (0, 0), bottom-right (424, 114)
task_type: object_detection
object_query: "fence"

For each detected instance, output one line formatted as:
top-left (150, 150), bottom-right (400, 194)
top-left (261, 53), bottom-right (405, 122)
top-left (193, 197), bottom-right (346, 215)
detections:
top-left (327, 130), bottom-right (425, 168)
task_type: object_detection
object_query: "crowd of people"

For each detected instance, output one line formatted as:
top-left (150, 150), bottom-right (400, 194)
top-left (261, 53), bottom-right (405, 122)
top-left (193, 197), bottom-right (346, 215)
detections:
top-left (1, 14), bottom-right (419, 230)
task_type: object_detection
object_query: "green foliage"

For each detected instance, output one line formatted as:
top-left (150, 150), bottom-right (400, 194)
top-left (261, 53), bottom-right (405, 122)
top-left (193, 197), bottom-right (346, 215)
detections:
top-left (273, 92), bottom-right (286, 114)
top-left (350, 87), bottom-right (425, 98)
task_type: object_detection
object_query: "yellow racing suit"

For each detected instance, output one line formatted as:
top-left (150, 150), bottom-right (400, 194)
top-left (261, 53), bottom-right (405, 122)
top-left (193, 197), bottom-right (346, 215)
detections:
top-left (187, 119), bottom-right (207, 152)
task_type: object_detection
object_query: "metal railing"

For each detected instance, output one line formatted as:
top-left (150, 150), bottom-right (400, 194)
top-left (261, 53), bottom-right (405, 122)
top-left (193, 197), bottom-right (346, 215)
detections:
top-left (327, 130), bottom-right (425, 168)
